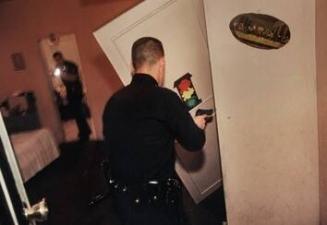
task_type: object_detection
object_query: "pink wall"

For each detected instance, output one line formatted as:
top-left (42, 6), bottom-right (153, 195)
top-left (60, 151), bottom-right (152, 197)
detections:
top-left (317, 0), bottom-right (327, 224)
top-left (0, 0), bottom-right (142, 141)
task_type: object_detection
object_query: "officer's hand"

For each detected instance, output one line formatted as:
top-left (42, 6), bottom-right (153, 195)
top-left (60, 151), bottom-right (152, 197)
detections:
top-left (194, 115), bottom-right (207, 130)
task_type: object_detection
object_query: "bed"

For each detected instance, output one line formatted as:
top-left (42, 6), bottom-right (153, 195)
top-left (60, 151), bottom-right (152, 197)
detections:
top-left (1, 91), bottom-right (60, 182)
top-left (10, 128), bottom-right (60, 182)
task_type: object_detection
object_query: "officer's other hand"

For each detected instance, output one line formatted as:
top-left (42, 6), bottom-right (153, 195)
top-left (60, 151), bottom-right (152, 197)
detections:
top-left (194, 115), bottom-right (207, 130)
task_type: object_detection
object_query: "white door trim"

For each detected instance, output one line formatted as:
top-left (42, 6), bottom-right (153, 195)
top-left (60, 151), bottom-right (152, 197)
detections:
top-left (0, 112), bottom-right (30, 208)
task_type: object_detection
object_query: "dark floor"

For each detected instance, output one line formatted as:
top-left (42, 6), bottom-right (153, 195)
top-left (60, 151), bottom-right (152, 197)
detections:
top-left (25, 141), bottom-right (226, 225)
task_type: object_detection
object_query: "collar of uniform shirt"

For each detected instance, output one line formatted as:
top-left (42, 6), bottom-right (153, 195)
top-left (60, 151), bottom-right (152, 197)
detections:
top-left (131, 73), bottom-right (159, 86)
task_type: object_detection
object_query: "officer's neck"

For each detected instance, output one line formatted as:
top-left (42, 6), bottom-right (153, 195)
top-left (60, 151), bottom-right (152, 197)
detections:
top-left (135, 65), bottom-right (160, 84)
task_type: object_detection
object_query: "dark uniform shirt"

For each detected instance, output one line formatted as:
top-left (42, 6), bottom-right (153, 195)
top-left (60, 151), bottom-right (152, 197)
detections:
top-left (62, 60), bottom-right (83, 102)
top-left (103, 74), bottom-right (205, 185)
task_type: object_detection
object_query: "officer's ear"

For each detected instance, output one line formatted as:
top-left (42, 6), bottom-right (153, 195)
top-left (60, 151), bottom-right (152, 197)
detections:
top-left (157, 57), bottom-right (166, 87)
top-left (130, 64), bottom-right (135, 76)
top-left (158, 57), bottom-right (165, 68)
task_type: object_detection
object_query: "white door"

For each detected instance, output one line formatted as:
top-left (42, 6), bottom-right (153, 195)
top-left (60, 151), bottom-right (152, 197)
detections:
top-left (0, 112), bottom-right (31, 224)
top-left (94, 0), bottom-right (222, 203)
top-left (204, 0), bottom-right (318, 224)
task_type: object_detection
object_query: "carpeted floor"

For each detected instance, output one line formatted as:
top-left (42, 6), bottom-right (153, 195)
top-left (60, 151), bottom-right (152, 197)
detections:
top-left (25, 141), bottom-right (226, 225)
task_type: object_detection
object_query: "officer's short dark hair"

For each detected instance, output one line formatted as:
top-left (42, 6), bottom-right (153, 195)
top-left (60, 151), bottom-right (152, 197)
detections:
top-left (52, 51), bottom-right (63, 59)
top-left (131, 37), bottom-right (164, 70)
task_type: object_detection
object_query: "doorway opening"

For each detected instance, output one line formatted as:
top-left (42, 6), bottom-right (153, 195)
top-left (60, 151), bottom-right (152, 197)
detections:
top-left (39, 33), bottom-right (96, 143)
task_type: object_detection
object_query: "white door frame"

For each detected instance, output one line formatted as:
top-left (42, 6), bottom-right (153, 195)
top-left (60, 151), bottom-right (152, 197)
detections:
top-left (0, 112), bottom-right (30, 225)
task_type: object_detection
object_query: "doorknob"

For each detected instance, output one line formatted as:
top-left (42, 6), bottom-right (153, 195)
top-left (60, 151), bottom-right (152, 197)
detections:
top-left (23, 198), bottom-right (49, 222)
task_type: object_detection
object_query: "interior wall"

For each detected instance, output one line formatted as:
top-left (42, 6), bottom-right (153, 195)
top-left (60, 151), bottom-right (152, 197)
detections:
top-left (0, 0), bottom-right (142, 142)
top-left (204, 0), bottom-right (319, 224)
top-left (316, 0), bottom-right (327, 224)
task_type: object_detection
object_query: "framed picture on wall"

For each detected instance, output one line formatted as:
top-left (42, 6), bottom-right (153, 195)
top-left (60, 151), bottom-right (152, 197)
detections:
top-left (11, 53), bottom-right (26, 71)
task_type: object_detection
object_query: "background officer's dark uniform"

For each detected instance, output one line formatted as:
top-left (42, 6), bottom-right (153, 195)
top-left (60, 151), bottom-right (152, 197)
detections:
top-left (103, 74), bottom-right (205, 225)
top-left (61, 60), bottom-right (91, 140)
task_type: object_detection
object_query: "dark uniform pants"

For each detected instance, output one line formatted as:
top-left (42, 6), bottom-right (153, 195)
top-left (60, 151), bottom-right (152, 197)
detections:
top-left (69, 100), bottom-right (91, 139)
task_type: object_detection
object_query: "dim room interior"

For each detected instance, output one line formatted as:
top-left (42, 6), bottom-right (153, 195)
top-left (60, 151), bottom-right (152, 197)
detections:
top-left (0, 0), bottom-right (327, 225)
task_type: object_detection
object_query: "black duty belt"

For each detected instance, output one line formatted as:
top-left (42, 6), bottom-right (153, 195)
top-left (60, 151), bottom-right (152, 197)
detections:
top-left (108, 177), bottom-right (182, 208)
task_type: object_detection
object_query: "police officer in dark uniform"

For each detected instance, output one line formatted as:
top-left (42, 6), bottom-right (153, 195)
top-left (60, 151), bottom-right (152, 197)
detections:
top-left (53, 52), bottom-right (91, 141)
top-left (102, 37), bottom-right (207, 225)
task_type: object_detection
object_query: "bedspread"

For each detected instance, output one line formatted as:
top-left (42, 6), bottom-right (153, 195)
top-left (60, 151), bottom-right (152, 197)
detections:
top-left (10, 129), bottom-right (60, 182)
